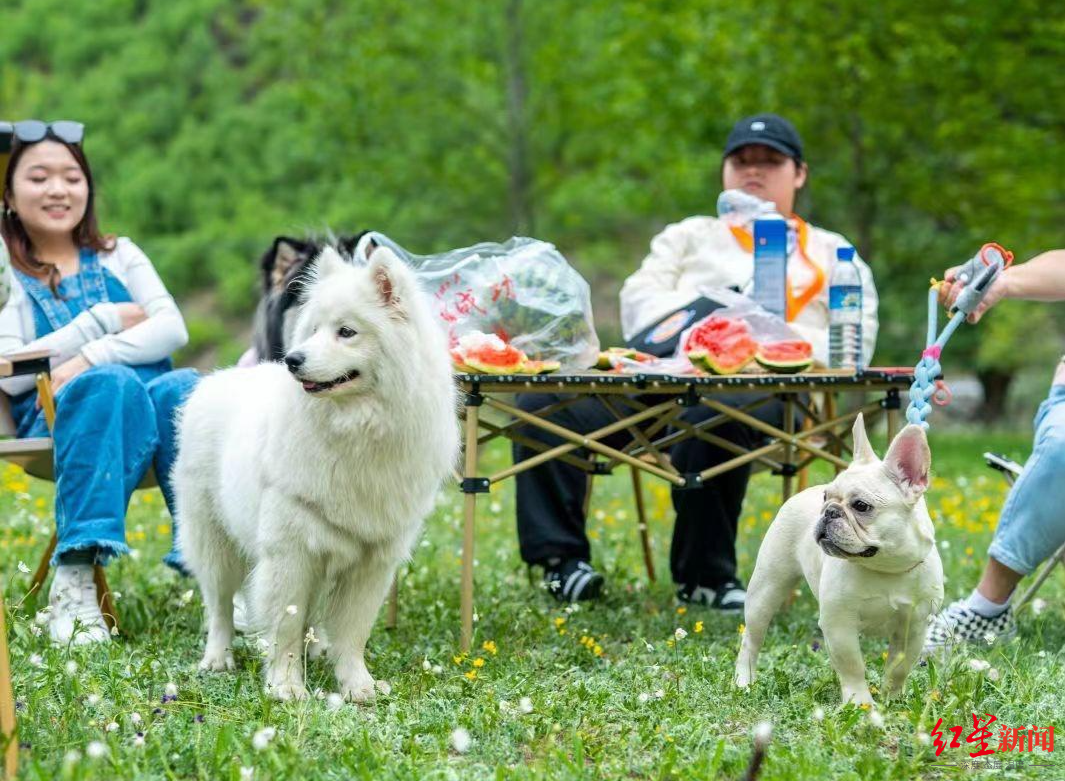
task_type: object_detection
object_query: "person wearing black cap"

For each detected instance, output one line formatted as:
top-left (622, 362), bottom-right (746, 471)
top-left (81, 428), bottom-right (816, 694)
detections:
top-left (512, 113), bottom-right (879, 609)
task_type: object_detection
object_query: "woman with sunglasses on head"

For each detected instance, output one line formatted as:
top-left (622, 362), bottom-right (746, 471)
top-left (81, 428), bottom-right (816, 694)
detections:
top-left (0, 120), bottom-right (198, 645)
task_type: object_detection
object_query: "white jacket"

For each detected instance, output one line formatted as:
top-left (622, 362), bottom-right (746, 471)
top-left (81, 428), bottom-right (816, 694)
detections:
top-left (620, 216), bottom-right (879, 366)
top-left (0, 237), bottom-right (188, 396)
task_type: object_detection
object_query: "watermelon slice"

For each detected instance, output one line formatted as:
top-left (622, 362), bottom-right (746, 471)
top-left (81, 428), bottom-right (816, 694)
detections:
top-left (683, 316), bottom-right (757, 374)
top-left (521, 359), bottom-right (561, 375)
top-left (452, 332), bottom-right (527, 374)
top-left (594, 347), bottom-right (656, 370)
top-left (755, 340), bottom-right (814, 374)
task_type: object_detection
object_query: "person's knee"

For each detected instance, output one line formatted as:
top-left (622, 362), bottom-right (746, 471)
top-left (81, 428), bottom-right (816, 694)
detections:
top-left (63, 364), bottom-right (143, 399)
top-left (146, 368), bottom-right (200, 409)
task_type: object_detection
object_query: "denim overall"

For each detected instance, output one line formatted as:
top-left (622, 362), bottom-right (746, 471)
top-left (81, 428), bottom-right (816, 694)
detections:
top-left (11, 249), bottom-right (198, 570)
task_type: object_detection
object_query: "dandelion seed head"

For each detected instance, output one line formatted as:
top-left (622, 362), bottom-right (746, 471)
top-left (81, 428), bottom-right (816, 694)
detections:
top-left (64, 660), bottom-right (78, 676)
top-left (325, 693), bottom-right (344, 711)
top-left (869, 711), bottom-right (885, 729)
top-left (164, 682), bottom-right (178, 697)
top-left (86, 741), bottom-right (108, 759)
top-left (753, 721), bottom-right (773, 745)
top-left (105, 721), bottom-right (119, 732)
top-left (519, 697), bottom-right (533, 714)
top-left (240, 768), bottom-right (255, 780)
top-left (450, 728), bottom-right (472, 753)
top-left (812, 707), bottom-right (825, 721)
top-left (637, 692), bottom-right (650, 704)
top-left (252, 726), bottom-right (276, 751)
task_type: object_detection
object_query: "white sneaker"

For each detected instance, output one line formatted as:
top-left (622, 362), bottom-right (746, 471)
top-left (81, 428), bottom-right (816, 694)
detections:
top-left (48, 564), bottom-right (110, 646)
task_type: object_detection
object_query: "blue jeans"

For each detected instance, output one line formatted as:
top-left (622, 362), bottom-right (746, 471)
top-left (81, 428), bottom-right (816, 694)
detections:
top-left (19, 365), bottom-right (199, 570)
top-left (987, 384), bottom-right (1065, 575)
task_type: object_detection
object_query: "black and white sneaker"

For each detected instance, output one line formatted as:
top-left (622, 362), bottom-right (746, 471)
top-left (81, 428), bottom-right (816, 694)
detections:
top-left (677, 580), bottom-right (746, 612)
top-left (543, 559), bottom-right (604, 603)
top-left (923, 599), bottom-right (1018, 656)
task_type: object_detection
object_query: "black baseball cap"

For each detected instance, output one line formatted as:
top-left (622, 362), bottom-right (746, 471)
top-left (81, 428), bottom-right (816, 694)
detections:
top-left (723, 113), bottom-right (803, 162)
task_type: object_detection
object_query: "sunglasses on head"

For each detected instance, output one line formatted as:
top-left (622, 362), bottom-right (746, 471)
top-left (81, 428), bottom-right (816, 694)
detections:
top-left (6, 120), bottom-right (85, 145)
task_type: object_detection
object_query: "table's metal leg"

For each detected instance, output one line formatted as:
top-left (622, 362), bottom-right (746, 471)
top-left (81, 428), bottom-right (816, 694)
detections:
top-left (782, 396), bottom-right (796, 501)
top-left (630, 466), bottom-right (656, 582)
top-left (885, 388), bottom-right (901, 443)
top-left (825, 392), bottom-right (843, 475)
top-left (460, 401), bottom-right (480, 653)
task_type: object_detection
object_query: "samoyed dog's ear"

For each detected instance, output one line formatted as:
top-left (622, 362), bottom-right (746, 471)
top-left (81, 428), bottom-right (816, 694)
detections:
top-left (367, 247), bottom-right (416, 318)
top-left (313, 245), bottom-right (348, 281)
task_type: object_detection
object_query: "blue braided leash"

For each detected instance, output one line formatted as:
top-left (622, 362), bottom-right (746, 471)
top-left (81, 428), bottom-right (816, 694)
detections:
top-left (905, 244), bottom-right (1013, 430)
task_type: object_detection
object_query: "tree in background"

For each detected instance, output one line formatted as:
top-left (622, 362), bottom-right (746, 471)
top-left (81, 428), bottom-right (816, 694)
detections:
top-left (1, 0), bottom-right (1061, 416)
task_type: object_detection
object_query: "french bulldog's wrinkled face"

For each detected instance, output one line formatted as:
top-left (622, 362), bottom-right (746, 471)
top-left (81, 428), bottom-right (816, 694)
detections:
top-left (815, 415), bottom-right (933, 570)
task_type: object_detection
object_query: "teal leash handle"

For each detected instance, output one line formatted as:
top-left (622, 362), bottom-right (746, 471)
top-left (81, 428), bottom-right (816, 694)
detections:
top-left (905, 244), bottom-right (1012, 430)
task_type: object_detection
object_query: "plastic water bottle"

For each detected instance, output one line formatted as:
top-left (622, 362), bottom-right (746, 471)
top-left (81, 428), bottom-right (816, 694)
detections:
top-left (829, 246), bottom-right (863, 370)
top-left (751, 210), bottom-right (788, 320)
top-left (716, 188), bottom-right (774, 225)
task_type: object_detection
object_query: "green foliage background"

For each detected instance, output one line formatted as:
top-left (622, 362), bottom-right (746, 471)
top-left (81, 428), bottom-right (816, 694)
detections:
top-left (1, 0), bottom-right (1063, 394)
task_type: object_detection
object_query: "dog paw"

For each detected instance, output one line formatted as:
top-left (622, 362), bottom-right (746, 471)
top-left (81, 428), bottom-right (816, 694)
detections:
top-left (198, 649), bottom-right (235, 672)
top-left (842, 686), bottom-right (874, 708)
top-left (270, 682), bottom-right (309, 701)
top-left (338, 676), bottom-right (389, 703)
top-left (733, 671), bottom-right (752, 689)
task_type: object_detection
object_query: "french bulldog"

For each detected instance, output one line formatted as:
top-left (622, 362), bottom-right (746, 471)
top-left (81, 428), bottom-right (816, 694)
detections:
top-left (733, 414), bottom-right (944, 706)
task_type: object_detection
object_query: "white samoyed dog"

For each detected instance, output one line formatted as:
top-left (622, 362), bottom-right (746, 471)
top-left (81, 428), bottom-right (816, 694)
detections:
top-left (174, 247), bottom-right (459, 701)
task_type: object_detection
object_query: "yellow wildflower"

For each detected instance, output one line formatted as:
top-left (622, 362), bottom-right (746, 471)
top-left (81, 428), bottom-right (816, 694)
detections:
top-left (482, 640), bottom-right (497, 655)
top-left (472, 657), bottom-right (485, 668)
top-left (676, 606), bottom-right (687, 616)
top-left (464, 670), bottom-right (477, 681)
top-left (738, 624), bottom-right (746, 636)
top-left (694, 621), bottom-right (704, 634)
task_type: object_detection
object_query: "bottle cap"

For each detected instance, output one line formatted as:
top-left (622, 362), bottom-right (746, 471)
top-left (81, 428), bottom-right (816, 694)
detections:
top-left (836, 246), bottom-right (855, 261)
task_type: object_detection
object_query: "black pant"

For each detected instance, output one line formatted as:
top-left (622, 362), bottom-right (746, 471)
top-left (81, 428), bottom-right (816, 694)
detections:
top-left (512, 392), bottom-right (786, 590)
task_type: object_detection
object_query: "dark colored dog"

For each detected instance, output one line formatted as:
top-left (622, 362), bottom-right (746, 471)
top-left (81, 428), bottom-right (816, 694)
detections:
top-left (252, 233), bottom-right (368, 362)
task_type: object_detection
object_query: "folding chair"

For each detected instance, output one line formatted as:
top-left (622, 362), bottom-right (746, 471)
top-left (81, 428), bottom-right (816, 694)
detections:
top-left (0, 350), bottom-right (128, 631)
top-left (984, 452), bottom-right (1065, 609)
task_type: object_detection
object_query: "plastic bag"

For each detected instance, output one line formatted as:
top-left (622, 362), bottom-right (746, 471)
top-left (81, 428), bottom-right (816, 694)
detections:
top-left (353, 233), bottom-right (599, 371)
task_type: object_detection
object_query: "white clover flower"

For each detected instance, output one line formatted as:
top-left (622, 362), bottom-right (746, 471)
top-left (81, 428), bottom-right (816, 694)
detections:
top-left (812, 707), bottom-right (825, 722)
top-left (988, 668), bottom-right (1001, 682)
top-left (30, 625), bottom-right (41, 637)
top-left (450, 728), bottom-right (472, 754)
top-left (325, 693), bottom-right (344, 711)
top-left (252, 727), bottom-right (276, 751)
top-left (240, 768), bottom-right (255, 780)
top-left (869, 711), bottom-right (885, 729)
top-left (28, 654), bottom-right (43, 668)
top-left (86, 741), bottom-right (108, 759)
top-left (519, 697), bottom-right (534, 714)
top-left (63, 750), bottom-right (81, 764)
top-left (422, 658), bottom-right (432, 671)
top-left (285, 605), bottom-right (298, 616)
top-left (674, 627), bottom-right (688, 641)
top-left (17, 561), bottom-right (29, 574)
top-left (105, 721), bottom-right (119, 732)
top-left (652, 689), bottom-right (665, 700)
top-left (130, 712), bottom-right (141, 725)
top-left (1032, 598), bottom-right (1046, 615)
top-left (637, 692), bottom-right (650, 704)
top-left (968, 658), bottom-right (990, 672)
top-left (1037, 650), bottom-right (1047, 658)
top-left (753, 721), bottom-right (773, 744)
top-left (431, 664), bottom-right (443, 675)
top-left (179, 589), bottom-right (194, 605)
top-left (917, 732), bottom-right (931, 745)
top-left (64, 660), bottom-right (78, 676)
top-left (304, 627), bottom-right (318, 644)
top-left (498, 700), bottom-right (513, 714)
top-left (164, 682), bottom-right (178, 697)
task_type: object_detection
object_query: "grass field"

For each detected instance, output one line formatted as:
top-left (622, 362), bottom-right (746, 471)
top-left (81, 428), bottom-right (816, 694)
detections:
top-left (2, 426), bottom-right (1061, 779)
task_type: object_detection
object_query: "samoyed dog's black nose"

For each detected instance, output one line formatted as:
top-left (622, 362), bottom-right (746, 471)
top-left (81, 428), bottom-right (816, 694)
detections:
top-left (284, 352), bottom-right (306, 373)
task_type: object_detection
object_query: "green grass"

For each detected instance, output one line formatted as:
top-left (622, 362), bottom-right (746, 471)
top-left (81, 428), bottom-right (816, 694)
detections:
top-left (3, 427), bottom-right (1062, 779)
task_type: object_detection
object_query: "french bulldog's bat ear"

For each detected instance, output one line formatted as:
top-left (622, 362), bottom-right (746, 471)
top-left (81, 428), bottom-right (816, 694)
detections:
top-left (851, 413), bottom-right (878, 464)
top-left (883, 424), bottom-right (931, 501)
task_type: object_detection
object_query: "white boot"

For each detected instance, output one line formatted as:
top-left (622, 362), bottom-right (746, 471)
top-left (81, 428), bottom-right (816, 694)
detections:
top-left (48, 564), bottom-right (110, 646)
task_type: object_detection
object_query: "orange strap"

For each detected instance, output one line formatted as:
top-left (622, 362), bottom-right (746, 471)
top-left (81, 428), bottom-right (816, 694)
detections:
top-left (729, 215), bottom-right (826, 321)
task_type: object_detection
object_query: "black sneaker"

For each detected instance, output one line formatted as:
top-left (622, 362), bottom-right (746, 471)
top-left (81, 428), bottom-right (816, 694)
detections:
top-left (677, 580), bottom-right (746, 612)
top-left (543, 559), bottom-right (604, 603)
